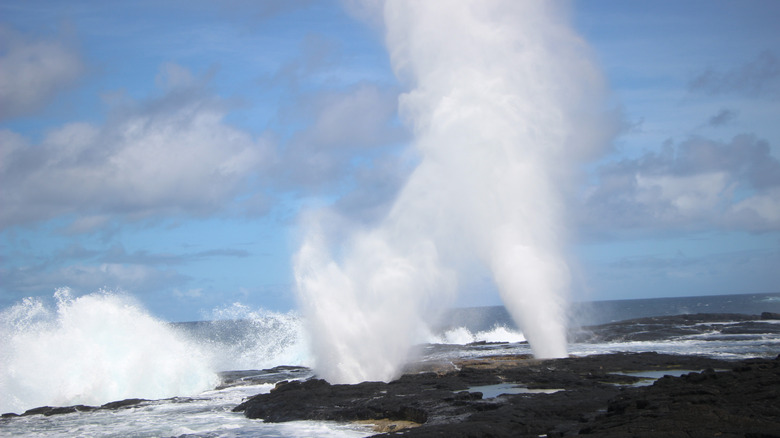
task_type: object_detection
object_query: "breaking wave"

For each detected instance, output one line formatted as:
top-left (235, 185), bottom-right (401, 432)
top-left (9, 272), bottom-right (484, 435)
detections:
top-left (429, 325), bottom-right (526, 345)
top-left (186, 302), bottom-right (311, 372)
top-left (0, 289), bottom-right (218, 414)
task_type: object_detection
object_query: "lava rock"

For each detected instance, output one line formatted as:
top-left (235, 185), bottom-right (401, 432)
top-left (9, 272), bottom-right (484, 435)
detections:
top-left (233, 352), bottom-right (780, 437)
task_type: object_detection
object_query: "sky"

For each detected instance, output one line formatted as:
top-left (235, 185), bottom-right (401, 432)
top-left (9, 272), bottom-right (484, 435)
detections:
top-left (1, 0), bottom-right (779, 322)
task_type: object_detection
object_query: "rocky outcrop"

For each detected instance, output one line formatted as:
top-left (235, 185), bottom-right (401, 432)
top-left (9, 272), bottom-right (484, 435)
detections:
top-left (580, 357), bottom-right (780, 437)
top-left (1, 398), bottom-right (148, 418)
top-left (233, 352), bottom-right (780, 437)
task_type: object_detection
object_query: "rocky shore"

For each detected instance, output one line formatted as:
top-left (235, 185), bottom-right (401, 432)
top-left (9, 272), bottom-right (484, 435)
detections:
top-left (234, 352), bottom-right (780, 437)
top-left (5, 313), bottom-right (779, 436)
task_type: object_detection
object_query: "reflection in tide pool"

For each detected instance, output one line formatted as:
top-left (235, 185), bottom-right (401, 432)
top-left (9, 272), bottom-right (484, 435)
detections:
top-left (467, 383), bottom-right (563, 399)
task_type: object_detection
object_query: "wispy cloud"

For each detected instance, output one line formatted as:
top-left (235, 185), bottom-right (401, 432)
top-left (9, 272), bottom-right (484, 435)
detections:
top-left (706, 108), bottom-right (739, 127)
top-left (100, 245), bottom-right (250, 266)
top-left (0, 242), bottom-right (251, 306)
top-left (0, 262), bottom-right (189, 305)
top-left (217, 0), bottom-right (314, 23)
top-left (276, 83), bottom-right (407, 191)
top-left (0, 25), bottom-right (85, 120)
top-left (1, 41), bottom-right (405, 232)
top-left (0, 64), bottom-right (271, 231)
top-left (690, 51), bottom-right (780, 100)
top-left (581, 134), bottom-right (780, 234)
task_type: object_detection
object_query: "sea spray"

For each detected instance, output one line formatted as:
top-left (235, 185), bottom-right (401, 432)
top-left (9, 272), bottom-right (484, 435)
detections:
top-left (295, 216), bottom-right (456, 383)
top-left (0, 289), bottom-right (218, 414)
top-left (296, 0), bottom-right (610, 383)
top-left (431, 325), bottom-right (526, 345)
top-left (192, 302), bottom-right (311, 371)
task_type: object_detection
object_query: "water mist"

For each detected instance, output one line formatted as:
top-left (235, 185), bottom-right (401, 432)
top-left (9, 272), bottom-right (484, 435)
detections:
top-left (0, 289), bottom-right (218, 414)
top-left (295, 0), bottom-right (608, 383)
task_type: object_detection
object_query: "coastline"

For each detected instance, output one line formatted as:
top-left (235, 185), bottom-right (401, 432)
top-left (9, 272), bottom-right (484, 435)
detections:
top-left (234, 352), bottom-right (780, 437)
top-left (4, 311), bottom-right (779, 437)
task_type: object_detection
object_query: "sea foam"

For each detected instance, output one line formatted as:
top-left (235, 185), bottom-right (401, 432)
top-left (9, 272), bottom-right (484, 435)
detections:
top-left (194, 302), bottom-right (311, 371)
top-left (0, 289), bottom-right (218, 414)
top-left (430, 325), bottom-right (526, 345)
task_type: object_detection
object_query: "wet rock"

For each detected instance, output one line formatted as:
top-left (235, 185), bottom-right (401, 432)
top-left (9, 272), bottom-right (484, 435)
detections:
top-left (16, 404), bottom-right (98, 417)
top-left (581, 356), bottom-right (780, 438)
top-left (217, 365), bottom-right (311, 389)
top-left (4, 398), bottom-right (149, 419)
top-left (233, 376), bottom-right (475, 425)
top-left (99, 398), bottom-right (148, 410)
top-left (233, 352), bottom-right (780, 437)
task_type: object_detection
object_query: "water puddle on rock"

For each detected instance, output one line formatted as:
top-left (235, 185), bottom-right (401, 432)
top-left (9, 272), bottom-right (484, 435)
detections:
top-left (611, 369), bottom-right (722, 387)
top-left (467, 383), bottom-right (563, 399)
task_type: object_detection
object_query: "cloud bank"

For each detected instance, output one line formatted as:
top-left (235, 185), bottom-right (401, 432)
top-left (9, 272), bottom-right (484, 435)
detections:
top-left (0, 64), bottom-right (270, 231)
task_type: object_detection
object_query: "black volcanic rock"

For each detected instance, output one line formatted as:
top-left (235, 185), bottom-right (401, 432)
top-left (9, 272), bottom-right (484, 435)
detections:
top-left (4, 398), bottom-right (150, 418)
top-left (233, 352), bottom-right (780, 437)
top-left (18, 405), bottom-right (93, 417)
top-left (579, 357), bottom-right (780, 437)
top-left (233, 374), bottom-right (474, 425)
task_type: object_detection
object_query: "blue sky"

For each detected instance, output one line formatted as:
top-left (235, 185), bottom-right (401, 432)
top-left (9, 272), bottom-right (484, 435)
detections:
top-left (1, 0), bottom-right (779, 322)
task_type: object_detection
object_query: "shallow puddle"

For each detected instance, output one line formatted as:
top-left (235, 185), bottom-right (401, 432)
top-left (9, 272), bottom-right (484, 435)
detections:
top-left (467, 383), bottom-right (563, 398)
top-left (611, 369), bottom-right (720, 386)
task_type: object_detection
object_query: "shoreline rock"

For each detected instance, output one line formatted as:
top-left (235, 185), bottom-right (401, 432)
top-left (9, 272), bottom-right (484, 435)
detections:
top-left (5, 312), bottom-right (779, 436)
top-left (1, 398), bottom-right (149, 419)
top-left (233, 352), bottom-right (780, 437)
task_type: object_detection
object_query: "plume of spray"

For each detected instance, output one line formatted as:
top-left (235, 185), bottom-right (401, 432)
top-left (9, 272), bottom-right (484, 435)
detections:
top-left (295, 0), bottom-right (609, 383)
top-left (0, 289), bottom-right (218, 414)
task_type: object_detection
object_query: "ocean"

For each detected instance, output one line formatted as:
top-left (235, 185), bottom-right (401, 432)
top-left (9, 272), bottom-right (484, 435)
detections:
top-left (1, 292), bottom-right (779, 437)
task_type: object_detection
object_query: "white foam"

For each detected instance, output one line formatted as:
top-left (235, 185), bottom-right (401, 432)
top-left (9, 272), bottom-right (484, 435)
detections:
top-left (0, 289), bottom-right (218, 414)
top-left (199, 303), bottom-right (311, 371)
top-left (430, 326), bottom-right (526, 345)
top-left (0, 380), bottom-right (370, 438)
top-left (568, 336), bottom-right (780, 360)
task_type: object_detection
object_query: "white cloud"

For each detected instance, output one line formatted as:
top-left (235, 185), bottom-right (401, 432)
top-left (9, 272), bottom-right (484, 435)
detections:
top-left (307, 85), bottom-right (400, 149)
top-left (333, 154), bottom-right (414, 225)
top-left (0, 129), bottom-right (28, 173)
top-left (0, 64), bottom-right (271, 230)
top-left (277, 83), bottom-right (407, 190)
top-left (64, 215), bottom-right (112, 234)
top-left (728, 187), bottom-right (780, 229)
top-left (0, 263), bottom-right (188, 302)
top-left (582, 134), bottom-right (780, 233)
top-left (0, 25), bottom-right (85, 120)
top-left (634, 172), bottom-right (732, 220)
